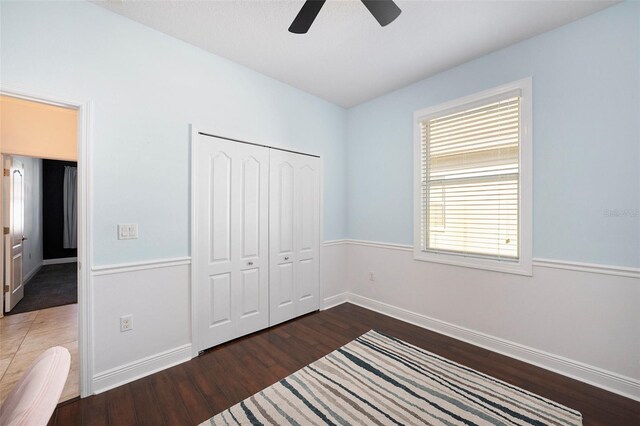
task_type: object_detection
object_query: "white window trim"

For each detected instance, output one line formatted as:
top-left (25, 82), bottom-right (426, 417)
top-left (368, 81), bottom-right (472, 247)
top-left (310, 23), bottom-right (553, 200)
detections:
top-left (413, 78), bottom-right (533, 276)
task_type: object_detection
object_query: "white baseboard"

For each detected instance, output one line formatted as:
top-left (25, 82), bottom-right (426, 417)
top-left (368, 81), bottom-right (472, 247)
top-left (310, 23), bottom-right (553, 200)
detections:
top-left (322, 292), bottom-right (348, 310)
top-left (42, 257), bottom-right (77, 265)
top-left (342, 293), bottom-right (640, 402)
top-left (92, 344), bottom-right (192, 394)
top-left (23, 264), bottom-right (43, 285)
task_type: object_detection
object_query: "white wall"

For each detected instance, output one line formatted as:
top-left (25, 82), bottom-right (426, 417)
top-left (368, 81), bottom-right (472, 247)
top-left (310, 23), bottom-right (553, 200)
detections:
top-left (344, 241), bottom-right (639, 399)
top-left (342, 2), bottom-right (639, 400)
top-left (14, 156), bottom-right (43, 282)
top-left (2, 0), bottom-right (637, 401)
top-left (346, 2), bottom-right (639, 268)
top-left (321, 242), bottom-right (348, 307)
top-left (91, 260), bottom-right (191, 392)
top-left (1, 0), bottom-right (348, 267)
top-left (0, 0), bottom-right (349, 392)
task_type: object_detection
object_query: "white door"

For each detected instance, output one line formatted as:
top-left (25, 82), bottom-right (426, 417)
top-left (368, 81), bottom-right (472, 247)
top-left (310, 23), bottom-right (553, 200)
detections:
top-left (4, 156), bottom-right (25, 312)
top-left (269, 150), bottom-right (320, 326)
top-left (195, 135), bottom-right (270, 351)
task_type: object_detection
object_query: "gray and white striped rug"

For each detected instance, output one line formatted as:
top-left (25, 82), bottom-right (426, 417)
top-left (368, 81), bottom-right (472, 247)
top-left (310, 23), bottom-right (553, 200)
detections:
top-left (202, 330), bottom-right (582, 425)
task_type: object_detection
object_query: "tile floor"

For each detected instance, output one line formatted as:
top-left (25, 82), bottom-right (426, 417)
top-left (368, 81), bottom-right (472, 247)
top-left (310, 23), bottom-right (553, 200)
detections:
top-left (0, 303), bottom-right (79, 404)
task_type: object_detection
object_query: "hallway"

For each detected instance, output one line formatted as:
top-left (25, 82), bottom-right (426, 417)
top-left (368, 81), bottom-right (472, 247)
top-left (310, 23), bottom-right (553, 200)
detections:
top-left (6, 263), bottom-right (77, 315)
top-left (0, 303), bottom-right (79, 404)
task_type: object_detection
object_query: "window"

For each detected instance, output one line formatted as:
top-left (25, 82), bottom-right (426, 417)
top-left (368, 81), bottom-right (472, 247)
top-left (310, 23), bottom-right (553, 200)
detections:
top-left (413, 79), bottom-right (532, 275)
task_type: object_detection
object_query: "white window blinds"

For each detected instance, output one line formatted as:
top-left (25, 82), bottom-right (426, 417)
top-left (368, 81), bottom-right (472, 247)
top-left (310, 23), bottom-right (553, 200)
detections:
top-left (421, 96), bottom-right (520, 260)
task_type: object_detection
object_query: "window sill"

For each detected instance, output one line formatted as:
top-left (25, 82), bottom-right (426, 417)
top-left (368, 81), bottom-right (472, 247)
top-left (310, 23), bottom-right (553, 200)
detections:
top-left (413, 249), bottom-right (533, 276)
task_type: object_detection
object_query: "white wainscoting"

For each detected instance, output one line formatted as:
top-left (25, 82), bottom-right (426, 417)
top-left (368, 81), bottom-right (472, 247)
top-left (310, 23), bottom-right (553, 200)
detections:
top-left (91, 258), bottom-right (192, 394)
top-left (89, 244), bottom-right (349, 395)
top-left (92, 344), bottom-right (192, 393)
top-left (87, 242), bottom-right (638, 400)
top-left (321, 240), bottom-right (349, 309)
top-left (325, 240), bottom-right (640, 401)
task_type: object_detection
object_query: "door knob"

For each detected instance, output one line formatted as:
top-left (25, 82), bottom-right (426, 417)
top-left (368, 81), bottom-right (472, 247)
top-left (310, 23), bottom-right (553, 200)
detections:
top-left (284, 256), bottom-right (290, 261)
top-left (247, 261), bottom-right (253, 266)
top-left (21, 236), bottom-right (27, 241)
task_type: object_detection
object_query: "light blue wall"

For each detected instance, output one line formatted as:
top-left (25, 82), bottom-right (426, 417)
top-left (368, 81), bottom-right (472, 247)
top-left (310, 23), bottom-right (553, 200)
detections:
top-left (1, 1), bottom-right (348, 266)
top-left (3, 1), bottom-right (637, 268)
top-left (346, 2), bottom-right (640, 268)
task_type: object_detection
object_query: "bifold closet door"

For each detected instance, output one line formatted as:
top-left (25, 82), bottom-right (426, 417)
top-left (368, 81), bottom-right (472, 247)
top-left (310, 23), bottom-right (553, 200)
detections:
top-left (195, 135), bottom-right (270, 351)
top-left (269, 150), bottom-right (321, 326)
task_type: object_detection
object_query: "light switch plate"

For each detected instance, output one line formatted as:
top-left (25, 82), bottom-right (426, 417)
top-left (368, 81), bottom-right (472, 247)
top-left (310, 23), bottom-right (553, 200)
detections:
top-left (118, 224), bottom-right (138, 240)
top-left (127, 224), bottom-right (138, 239)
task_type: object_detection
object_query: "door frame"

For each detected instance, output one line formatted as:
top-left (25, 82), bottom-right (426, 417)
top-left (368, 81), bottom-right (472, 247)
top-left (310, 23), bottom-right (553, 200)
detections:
top-left (189, 125), bottom-right (324, 358)
top-left (0, 85), bottom-right (93, 398)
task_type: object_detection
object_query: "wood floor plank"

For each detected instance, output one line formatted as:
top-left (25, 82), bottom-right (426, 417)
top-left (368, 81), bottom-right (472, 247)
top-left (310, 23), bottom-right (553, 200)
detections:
top-left (226, 340), bottom-right (288, 388)
top-left (106, 384), bottom-right (137, 426)
top-left (149, 370), bottom-right (193, 425)
top-left (168, 364), bottom-right (214, 425)
top-left (183, 356), bottom-right (232, 415)
top-left (81, 393), bottom-right (109, 426)
top-left (195, 348), bottom-right (251, 405)
top-left (213, 343), bottom-right (267, 396)
top-left (54, 401), bottom-right (82, 426)
top-left (128, 377), bottom-right (166, 426)
top-left (50, 303), bottom-right (640, 425)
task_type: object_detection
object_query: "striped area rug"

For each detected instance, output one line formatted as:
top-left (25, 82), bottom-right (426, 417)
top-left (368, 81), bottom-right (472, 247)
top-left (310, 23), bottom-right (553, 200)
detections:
top-left (202, 330), bottom-right (582, 425)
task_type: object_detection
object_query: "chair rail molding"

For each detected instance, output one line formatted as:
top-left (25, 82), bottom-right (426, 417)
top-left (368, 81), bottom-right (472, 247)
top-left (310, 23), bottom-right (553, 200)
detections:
top-left (323, 239), bottom-right (640, 278)
top-left (91, 257), bottom-right (191, 276)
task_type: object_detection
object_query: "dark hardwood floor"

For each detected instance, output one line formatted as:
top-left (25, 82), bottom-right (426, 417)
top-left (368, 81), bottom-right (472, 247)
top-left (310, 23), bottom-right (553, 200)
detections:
top-left (49, 303), bottom-right (639, 425)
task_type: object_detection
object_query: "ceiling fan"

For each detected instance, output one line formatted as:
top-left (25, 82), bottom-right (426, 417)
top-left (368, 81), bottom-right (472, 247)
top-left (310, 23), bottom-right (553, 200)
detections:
top-left (289, 0), bottom-right (402, 34)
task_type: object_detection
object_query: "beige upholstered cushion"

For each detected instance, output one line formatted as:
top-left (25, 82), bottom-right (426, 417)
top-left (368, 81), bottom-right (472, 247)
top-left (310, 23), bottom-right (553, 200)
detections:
top-left (0, 346), bottom-right (71, 426)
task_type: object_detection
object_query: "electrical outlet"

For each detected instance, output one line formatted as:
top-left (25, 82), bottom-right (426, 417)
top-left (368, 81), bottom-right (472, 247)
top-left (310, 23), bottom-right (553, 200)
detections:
top-left (369, 271), bottom-right (375, 281)
top-left (120, 315), bottom-right (133, 332)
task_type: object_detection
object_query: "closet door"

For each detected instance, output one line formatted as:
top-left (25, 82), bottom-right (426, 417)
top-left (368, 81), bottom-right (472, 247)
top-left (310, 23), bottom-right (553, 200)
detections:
top-left (269, 150), bottom-right (320, 326)
top-left (195, 135), bottom-right (270, 351)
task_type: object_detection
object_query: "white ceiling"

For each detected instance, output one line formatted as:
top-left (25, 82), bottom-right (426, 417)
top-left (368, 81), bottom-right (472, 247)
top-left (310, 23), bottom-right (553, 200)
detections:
top-left (95, 0), bottom-right (617, 108)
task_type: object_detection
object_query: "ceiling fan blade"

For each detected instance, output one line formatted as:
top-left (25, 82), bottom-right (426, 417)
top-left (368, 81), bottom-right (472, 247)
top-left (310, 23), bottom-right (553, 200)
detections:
top-left (360, 0), bottom-right (401, 27)
top-left (289, 0), bottom-right (327, 34)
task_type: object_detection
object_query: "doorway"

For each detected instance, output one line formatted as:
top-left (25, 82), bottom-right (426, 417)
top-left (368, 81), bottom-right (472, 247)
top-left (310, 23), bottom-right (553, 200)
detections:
top-left (3, 155), bottom-right (78, 315)
top-left (0, 90), bottom-right (91, 401)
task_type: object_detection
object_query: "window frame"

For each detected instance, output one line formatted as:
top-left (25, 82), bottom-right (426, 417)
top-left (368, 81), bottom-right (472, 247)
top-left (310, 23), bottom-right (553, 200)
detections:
top-left (413, 78), bottom-right (532, 276)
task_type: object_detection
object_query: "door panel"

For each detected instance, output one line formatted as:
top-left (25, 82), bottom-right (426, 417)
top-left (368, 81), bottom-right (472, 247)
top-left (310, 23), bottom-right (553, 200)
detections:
top-left (270, 150), bottom-right (320, 326)
top-left (196, 136), bottom-right (269, 350)
top-left (4, 156), bottom-right (25, 312)
top-left (277, 162), bottom-right (294, 254)
top-left (209, 273), bottom-right (231, 326)
top-left (299, 165), bottom-right (314, 252)
top-left (240, 268), bottom-right (260, 317)
top-left (298, 259), bottom-right (314, 301)
top-left (294, 156), bottom-right (320, 317)
top-left (241, 158), bottom-right (261, 259)
top-left (209, 153), bottom-right (231, 264)
top-left (276, 262), bottom-right (294, 307)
